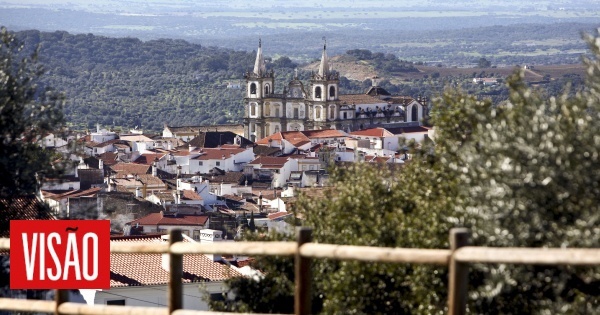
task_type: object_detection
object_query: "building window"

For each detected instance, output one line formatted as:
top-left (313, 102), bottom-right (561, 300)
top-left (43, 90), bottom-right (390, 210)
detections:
top-left (315, 86), bottom-right (322, 99)
top-left (315, 107), bottom-right (321, 119)
top-left (250, 104), bottom-right (256, 116)
top-left (265, 84), bottom-right (270, 95)
top-left (250, 83), bottom-right (257, 95)
top-left (343, 112), bottom-right (347, 119)
top-left (329, 86), bottom-right (335, 98)
top-left (294, 108), bottom-right (299, 118)
top-left (329, 106), bottom-right (335, 119)
top-left (193, 230), bottom-right (200, 241)
top-left (275, 105), bottom-right (280, 117)
top-left (199, 161), bottom-right (203, 166)
top-left (216, 161), bottom-right (221, 166)
top-left (107, 300), bottom-right (126, 306)
top-left (411, 105), bottom-right (418, 122)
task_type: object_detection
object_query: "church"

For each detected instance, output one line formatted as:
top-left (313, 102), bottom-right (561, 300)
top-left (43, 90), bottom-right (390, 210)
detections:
top-left (243, 40), bottom-right (428, 142)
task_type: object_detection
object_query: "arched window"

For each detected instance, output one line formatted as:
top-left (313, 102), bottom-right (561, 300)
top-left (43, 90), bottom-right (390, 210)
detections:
top-left (411, 105), bottom-right (418, 122)
top-left (275, 105), bottom-right (280, 117)
top-left (315, 106), bottom-right (321, 119)
top-left (265, 84), bottom-right (270, 95)
top-left (250, 83), bottom-right (257, 95)
top-left (329, 106), bottom-right (335, 119)
top-left (265, 102), bottom-right (271, 116)
top-left (315, 86), bottom-right (322, 99)
top-left (329, 86), bottom-right (335, 98)
top-left (250, 104), bottom-right (256, 116)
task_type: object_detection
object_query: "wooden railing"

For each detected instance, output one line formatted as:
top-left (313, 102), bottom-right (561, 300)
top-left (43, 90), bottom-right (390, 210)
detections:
top-left (1, 227), bottom-right (600, 315)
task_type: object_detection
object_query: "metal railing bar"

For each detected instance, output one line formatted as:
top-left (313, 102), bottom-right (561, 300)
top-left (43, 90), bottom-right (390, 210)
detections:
top-left (299, 243), bottom-right (451, 265)
top-left (0, 297), bottom-right (55, 312)
top-left (170, 241), bottom-right (298, 256)
top-left (454, 247), bottom-right (600, 265)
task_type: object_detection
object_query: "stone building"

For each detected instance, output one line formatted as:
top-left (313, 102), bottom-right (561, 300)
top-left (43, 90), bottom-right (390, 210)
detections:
top-left (243, 40), bottom-right (429, 141)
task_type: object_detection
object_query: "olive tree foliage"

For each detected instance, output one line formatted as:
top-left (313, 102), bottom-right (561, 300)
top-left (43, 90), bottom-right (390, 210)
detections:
top-left (209, 163), bottom-right (456, 315)
top-left (0, 27), bottom-right (66, 198)
top-left (430, 29), bottom-right (600, 313)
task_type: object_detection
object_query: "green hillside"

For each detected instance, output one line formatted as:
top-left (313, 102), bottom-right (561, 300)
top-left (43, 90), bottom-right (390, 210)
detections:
top-left (15, 30), bottom-right (259, 132)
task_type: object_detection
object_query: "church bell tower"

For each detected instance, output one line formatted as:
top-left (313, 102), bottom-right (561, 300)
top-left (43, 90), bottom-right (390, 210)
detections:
top-left (244, 39), bottom-right (275, 141)
top-left (307, 40), bottom-right (339, 130)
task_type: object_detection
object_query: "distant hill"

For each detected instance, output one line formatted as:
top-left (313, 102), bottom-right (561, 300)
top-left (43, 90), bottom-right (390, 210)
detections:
top-left (14, 30), bottom-right (258, 132)
top-left (11, 30), bottom-right (589, 132)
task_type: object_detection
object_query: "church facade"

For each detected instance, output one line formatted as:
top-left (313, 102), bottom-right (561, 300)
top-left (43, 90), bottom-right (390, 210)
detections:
top-left (243, 41), bottom-right (428, 142)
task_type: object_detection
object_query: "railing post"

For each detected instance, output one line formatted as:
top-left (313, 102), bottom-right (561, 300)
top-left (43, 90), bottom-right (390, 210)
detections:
top-left (295, 227), bottom-right (312, 315)
top-left (169, 229), bottom-right (183, 314)
top-left (54, 289), bottom-right (68, 315)
top-left (448, 228), bottom-right (470, 315)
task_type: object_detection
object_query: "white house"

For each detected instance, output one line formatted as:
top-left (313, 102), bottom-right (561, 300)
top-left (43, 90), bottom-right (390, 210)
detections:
top-left (349, 127), bottom-right (399, 151)
top-left (188, 146), bottom-right (254, 174)
top-left (90, 125), bottom-right (117, 143)
top-left (387, 126), bottom-right (431, 143)
top-left (244, 156), bottom-right (299, 188)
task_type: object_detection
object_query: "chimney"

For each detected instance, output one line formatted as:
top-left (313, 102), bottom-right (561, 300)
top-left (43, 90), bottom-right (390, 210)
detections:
top-left (135, 186), bottom-right (142, 198)
top-left (98, 159), bottom-right (104, 172)
top-left (152, 161), bottom-right (157, 177)
top-left (200, 229), bottom-right (223, 262)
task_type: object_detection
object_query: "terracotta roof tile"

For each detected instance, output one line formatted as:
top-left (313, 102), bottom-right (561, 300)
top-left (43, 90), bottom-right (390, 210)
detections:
top-left (181, 189), bottom-right (203, 201)
top-left (281, 131), bottom-right (311, 147)
top-left (255, 133), bottom-right (283, 145)
top-left (134, 153), bottom-right (165, 165)
top-left (108, 235), bottom-right (242, 287)
top-left (110, 162), bottom-right (151, 175)
top-left (268, 212), bottom-right (291, 220)
top-left (247, 156), bottom-right (289, 168)
top-left (192, 148), bottom-right (247, 161)
top-left (350, 127), bottom-right (394, 137)
top-left (301, 129), bottom-right (348, 139)
top-left (0, 195), bottom-right (55, 238)
top-left (128, 212), bottom-right (209, 226)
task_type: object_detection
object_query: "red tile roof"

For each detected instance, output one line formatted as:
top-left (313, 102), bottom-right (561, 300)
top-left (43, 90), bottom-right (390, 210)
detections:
top-left (134, 153), bottom-right (165, 165)
top-left (181, 189), bottom-right (203, 201)
top-left (128, 212), bottom-right (209, 226)
top-left (301, 129), bottom-right (348, 139)
top-left (256, 131), bottom-right (311, 148)
top-left (42, 187), bottom-right (102, 201)
top-left (350, 128), bottom-right (394, 137)
top-left (282, 131), bottom-right (311, 147)
top-left (247, 156), bottom-right (289, 168)
top-left (255, 133), bottom-right (283, 145)
top-left (192, 148), bottom-right (246, 161)
top-left (268, 212), bottom-right (292, 220)
top-left (98, 152), bottom-right (119, 166)
top-left (110, 162), bottom-right (151, 175)
top-left (109, 236), bottom-right (241, 287)
top-left (339, 94), bottom-right (385, 105)
top-left (0, 196), bottom-right (55, 238)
